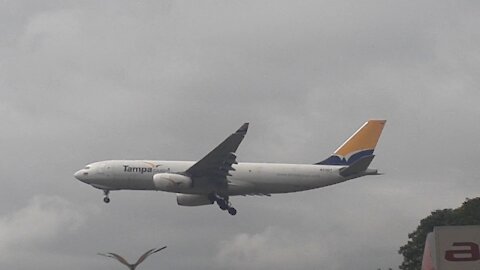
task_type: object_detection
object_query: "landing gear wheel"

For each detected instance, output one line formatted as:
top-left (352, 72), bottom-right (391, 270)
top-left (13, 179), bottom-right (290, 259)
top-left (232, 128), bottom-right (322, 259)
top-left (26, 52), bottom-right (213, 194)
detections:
top-left (217, 200), bottom-right (228, 210)
top-left (228, 207), bottom-right (237, 216)
top-left (211, 193), bottom-right (237, 214)
top-left (102, 190), bottom-right (110, 204)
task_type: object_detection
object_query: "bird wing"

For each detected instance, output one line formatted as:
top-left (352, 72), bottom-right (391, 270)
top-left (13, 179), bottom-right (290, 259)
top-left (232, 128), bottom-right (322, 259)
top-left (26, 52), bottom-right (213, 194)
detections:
top-left (152, 246), bottom-right (167, 254)
top-left (98, 253), bottom-right (112, 258)
top-left (106, 252), bottom-right (133, 267)
top-left (134, 246), bottom-right (167, 266)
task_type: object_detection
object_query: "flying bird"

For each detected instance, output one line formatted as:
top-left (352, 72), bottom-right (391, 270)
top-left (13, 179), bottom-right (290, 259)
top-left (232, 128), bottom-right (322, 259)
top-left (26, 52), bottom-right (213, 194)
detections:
top-left (98, 246), bottom-right (167, 270)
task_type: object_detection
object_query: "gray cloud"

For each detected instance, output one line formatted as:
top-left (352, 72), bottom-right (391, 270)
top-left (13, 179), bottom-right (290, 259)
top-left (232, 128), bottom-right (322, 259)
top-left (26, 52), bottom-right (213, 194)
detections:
top-left (0, 195), bottom-right (98, 267)
top-left (215, 226), bottom-right (330, 269)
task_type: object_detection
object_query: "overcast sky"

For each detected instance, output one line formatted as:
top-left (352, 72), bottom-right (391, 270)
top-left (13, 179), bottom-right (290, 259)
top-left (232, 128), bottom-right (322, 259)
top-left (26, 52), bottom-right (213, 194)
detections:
top-left (1, 1), bottom-right (479, 269)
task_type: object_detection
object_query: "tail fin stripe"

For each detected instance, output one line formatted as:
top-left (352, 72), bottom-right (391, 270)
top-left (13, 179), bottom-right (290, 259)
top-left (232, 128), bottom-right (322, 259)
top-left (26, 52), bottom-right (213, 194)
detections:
top-left (317, 149), bottom-right (374, 166)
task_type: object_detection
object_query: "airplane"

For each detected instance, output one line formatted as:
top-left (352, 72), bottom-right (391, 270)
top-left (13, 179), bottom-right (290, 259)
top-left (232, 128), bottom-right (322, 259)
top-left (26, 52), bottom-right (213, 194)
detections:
top-left (74, 120), bottom-right (386, 216)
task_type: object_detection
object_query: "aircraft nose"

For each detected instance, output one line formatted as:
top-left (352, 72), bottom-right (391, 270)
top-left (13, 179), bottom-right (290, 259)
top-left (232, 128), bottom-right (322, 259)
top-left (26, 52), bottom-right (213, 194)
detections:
top-left (74, 170), bottom-right (87, 182)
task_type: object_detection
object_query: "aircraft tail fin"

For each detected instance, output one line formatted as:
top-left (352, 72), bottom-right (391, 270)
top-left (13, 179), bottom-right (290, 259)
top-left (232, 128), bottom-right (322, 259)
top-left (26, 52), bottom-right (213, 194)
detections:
top-left (316, 120), bottom-right (386, 166)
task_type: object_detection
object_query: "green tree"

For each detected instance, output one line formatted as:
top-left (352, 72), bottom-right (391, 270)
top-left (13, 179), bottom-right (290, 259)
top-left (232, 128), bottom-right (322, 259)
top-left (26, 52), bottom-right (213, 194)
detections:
top-left (398, 197), bottom-right (480, 270)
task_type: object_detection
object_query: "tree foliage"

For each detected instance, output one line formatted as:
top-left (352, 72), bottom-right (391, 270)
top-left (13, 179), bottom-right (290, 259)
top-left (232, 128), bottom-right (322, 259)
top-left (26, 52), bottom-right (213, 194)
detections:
top-left (398, 197), bottom-right (480, 270)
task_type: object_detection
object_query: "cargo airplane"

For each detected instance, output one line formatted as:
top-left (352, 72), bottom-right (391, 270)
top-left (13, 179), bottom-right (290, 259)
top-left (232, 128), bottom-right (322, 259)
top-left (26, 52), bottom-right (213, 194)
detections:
top-left (74, 120), bottom-right (386, 215)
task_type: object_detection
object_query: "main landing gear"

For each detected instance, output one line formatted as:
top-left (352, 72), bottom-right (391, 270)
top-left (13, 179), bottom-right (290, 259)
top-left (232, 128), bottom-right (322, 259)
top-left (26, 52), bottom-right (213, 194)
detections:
top-left (209, 193), bottom-right (237, 216)
top-left (103, 190), bottom-right (110, 203)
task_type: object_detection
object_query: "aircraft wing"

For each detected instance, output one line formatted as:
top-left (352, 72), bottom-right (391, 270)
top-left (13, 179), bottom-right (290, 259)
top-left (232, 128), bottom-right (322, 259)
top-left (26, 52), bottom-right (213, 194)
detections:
top-left (186, 123), bottom-right (249, 180)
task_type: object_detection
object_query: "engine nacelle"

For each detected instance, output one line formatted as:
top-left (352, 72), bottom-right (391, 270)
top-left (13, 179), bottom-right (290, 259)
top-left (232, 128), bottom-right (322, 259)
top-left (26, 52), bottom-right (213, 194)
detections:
top-left (153, 173), bottom-right (192, 192)
top-left (176, 194), bottom-right (214, 206)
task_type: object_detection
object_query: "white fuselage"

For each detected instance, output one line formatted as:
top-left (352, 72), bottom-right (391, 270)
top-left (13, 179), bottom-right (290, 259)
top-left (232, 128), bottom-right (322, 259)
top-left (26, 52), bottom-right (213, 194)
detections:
top-left (75, 160), bottom-right (354, 196)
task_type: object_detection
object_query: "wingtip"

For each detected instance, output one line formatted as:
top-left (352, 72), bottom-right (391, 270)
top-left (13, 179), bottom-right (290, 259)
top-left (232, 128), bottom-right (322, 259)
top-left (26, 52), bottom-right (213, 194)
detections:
top-left (236, 122), bottom-right (249, 133)
top-left (368, 119), bottom-right (387, 124)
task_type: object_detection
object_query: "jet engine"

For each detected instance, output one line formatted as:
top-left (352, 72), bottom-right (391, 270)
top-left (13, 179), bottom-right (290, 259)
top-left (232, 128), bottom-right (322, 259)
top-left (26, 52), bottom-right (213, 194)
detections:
top-left (176, 194), bottom-right (214, 206)
top-left (153, 173), bottom-right (192, 192)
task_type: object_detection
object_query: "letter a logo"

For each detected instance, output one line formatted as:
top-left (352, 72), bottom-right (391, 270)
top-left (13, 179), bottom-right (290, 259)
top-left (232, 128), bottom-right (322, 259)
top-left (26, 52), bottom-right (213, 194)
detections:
top-left (445, 242), bottom-right (480, 261)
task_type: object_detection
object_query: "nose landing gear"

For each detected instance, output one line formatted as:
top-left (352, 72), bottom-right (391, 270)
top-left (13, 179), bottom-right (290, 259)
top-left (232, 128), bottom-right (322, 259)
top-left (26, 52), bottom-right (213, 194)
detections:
top-left (103, 190), bottom-right (110, 203)
top-left (209, 193), bottom-right (237, 216)
top-left (227, 207), bottom-right (237, 215)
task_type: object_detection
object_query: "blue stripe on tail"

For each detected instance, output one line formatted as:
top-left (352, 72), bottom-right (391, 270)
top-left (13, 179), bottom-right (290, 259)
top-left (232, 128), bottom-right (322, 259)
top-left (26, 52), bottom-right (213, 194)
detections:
top-left (316, 149), bottom-right (374, 166)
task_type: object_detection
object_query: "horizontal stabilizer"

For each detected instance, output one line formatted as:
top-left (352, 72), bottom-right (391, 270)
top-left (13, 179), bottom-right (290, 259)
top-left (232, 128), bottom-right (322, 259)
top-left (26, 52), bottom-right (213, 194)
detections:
top-left (339, 155), bottom-right (375, 177)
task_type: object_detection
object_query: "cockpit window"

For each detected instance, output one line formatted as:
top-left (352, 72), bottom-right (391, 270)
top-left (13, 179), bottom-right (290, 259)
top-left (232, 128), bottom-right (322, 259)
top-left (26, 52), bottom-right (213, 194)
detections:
top-left (84, 166), bottom-right (91, 170)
